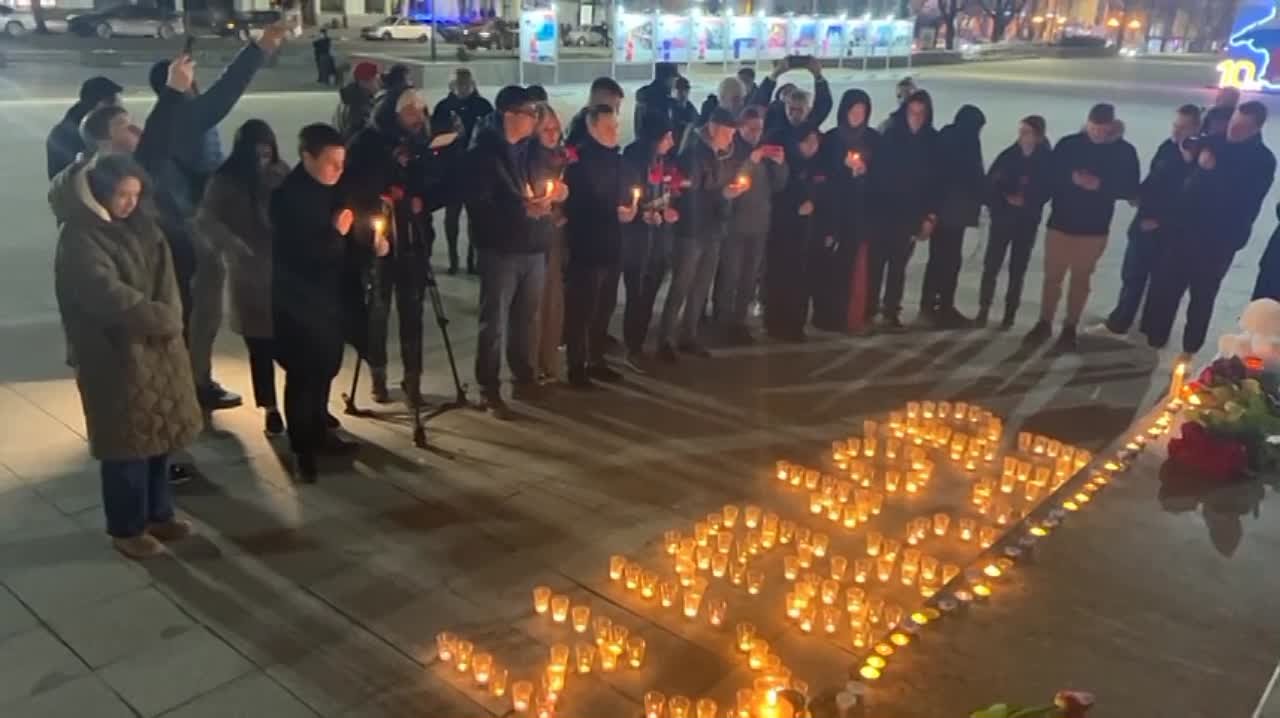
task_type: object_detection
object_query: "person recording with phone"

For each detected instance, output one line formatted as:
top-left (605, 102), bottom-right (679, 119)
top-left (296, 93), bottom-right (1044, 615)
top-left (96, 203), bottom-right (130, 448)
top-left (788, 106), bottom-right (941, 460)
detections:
top-left (271, 124), bottom-right (368, 483)
top-left (341, 87), bottom-right (448, 408)
top-left (750, 55), bottom-right (833, 142)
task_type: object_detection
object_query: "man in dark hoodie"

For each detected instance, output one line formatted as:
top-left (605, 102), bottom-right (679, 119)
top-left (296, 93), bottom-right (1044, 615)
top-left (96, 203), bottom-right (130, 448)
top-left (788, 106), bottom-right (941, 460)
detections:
top-left (979, 114), bottom-right (1053, 329)
top-left (567, 77), bottom-right (625, 147)
top-left (1092, 104), bottom-right (1200, 337)
top-left (342, 86), bottom-right (449, 406)
top-left (147, 25), bottom-right (286, 413)
top-left (563, 105), bottom-right (638, 387)
top-left (921, 104), bottom-right (986, 329)
top-left (634, 62), bottom-right (680, 140)
top-left (815, 88), bottom-right (877, 333)
top-left (1143, 101), bottom-right (1276, 361)
top-left (432, 68), bottom-right (495, 275)
top-left (1203, 86), bottom-right (1239, 137)
top-left (334, 61), bottom-right (380, 141)
top-left (46, 76), bottom-right (122, 180)
top-left (750, 57), bottom-right (832, 143)
top-left (464, 86), bottom-right (546, 416)
top-left (659, 107), bottom-right (745, 361)
top-left (868, 89), bottom-right (940, 331)
top-left (1027, 102), bottom-right (1140, 351)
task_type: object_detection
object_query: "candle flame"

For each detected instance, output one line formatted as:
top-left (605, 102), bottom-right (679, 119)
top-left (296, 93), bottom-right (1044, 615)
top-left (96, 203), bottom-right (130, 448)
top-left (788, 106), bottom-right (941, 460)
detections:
top-left (766, 689), bottom-right (778, 706)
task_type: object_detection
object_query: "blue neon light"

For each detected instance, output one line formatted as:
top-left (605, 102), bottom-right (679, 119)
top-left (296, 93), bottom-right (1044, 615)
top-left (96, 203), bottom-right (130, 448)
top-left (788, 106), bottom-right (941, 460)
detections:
top-left (1228, 0), bottom-right (1280, 91)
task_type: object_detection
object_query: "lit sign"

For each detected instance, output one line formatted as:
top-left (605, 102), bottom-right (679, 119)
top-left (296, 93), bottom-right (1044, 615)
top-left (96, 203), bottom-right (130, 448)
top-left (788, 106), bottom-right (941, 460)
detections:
top-left (1223, 0), bottom-right (1280, 91)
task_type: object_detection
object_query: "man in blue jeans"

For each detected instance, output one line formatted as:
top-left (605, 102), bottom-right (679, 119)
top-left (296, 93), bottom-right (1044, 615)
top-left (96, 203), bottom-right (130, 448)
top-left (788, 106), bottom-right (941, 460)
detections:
top-left (659, 107), bottom-right (745, 361)
top-left (464, 86), bottom-right (549, 419)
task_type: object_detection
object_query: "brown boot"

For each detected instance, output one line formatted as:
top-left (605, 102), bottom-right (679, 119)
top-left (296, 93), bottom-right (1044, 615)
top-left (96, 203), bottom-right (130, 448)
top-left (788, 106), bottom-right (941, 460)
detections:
top-left (146, 518), bottom-right (193, 543)
top-left (112, 534), bottom-right (165, 559)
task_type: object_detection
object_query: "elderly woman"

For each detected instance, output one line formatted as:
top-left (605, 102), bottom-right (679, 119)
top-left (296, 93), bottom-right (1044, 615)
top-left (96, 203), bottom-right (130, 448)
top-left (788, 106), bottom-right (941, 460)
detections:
top-left (528, 103), bottom-right (570, 383)
top-left (52, 153), bottom-right (203, 559)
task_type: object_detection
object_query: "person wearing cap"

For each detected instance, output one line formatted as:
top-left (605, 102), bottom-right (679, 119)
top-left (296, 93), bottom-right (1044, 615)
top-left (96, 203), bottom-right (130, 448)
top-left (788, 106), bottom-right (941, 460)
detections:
top-left (342, 86), bottom-right (445, 408)
top-left (334, 61), bottom-right (381, 140)
top-left (144, 23), bottom-right (288, 415)
top-left (563, 104), bottom-right (636, 387)
top-left (659, 107), bottom-right (745, 361)
top-left (47, 76), bottom-right (122, 180)
top-left (465, 85), bottom-right (549, 415)
top-left (634, 62), bottom-right (681, 141)
top-left (1025, 102), bottom-right (1139, 352)
top-left (432, 68), bottom-right (495, 275)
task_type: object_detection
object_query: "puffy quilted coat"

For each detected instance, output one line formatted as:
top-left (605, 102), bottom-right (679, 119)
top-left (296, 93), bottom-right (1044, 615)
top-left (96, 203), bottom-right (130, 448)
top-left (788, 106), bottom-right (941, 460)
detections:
top-left (52, 160), bottom-right (203, 461)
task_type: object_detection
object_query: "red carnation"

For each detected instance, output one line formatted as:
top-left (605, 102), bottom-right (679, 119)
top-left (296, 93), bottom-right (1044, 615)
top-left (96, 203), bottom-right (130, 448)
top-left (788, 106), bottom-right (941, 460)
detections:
top-left (563, 146), bottom-right (580, 164)
top-left (1167, 421), bottom-right (1248, 481)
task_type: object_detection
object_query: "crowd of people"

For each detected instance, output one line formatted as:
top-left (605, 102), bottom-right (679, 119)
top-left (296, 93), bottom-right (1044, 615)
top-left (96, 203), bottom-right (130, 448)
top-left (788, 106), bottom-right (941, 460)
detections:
top-left (42, 30), bottom-right (1280, 557)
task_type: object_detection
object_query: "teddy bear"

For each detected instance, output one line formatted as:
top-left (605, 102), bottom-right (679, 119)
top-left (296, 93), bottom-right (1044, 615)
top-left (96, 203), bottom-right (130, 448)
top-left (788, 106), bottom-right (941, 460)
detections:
top-left (1217, 298), bottom-right (1280, 372)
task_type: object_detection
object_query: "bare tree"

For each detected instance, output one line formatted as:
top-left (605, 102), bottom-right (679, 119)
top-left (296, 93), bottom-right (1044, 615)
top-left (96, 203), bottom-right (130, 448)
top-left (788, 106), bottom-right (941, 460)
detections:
top-left (977, 0), bottom-right (1029, 42)
top-left (937, 0), bottom-right (965, 49)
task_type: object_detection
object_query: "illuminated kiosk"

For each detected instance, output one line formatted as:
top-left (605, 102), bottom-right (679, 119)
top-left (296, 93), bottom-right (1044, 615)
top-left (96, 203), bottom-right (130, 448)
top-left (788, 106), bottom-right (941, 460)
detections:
top-left (1219, 0), bottom-right (1280, 91)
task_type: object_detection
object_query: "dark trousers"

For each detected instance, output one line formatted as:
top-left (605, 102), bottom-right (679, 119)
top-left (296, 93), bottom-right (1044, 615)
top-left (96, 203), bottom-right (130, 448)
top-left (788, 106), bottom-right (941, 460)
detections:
top-left (763, 234), bottom-right (810, 337)
top-left (979, 214), bottom-right (1038, 315)
top-left (445, 202), bottom-right (476, 271)
top-left (1140, 240), bottom-right (1235, 354)
top-left (315, 55), bottom-right (336, 84)
top-left (868, 232), bottom-right (916, 319)
top-left (366, 252), bottom-right (428, 380)
top-left (565, 262), bottom-right (620, 368)
top-left (921, 224), bottom-right (965, 313)
top-left (101, 455), bottom-right (172, 538)
top-left (475, 249), bottom-right (546, 392)
top-left (1105, 221), bottom-right (1161, 333)
top-left (622, 231), bottom-right (669, 355)
top-left (715, 230), bottom-right (768, 330)
top-left (281, 362), bottom-right (335, 456)
top-left (243, 336), bottom-right (278, 408)
top-left (810, 237), bottom-right (856, 331)
top-left (275, 313), bottom-right (342, 456)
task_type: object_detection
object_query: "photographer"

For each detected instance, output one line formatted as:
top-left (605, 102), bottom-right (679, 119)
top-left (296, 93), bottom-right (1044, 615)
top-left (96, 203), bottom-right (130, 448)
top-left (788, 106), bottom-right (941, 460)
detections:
top-left (342, 87), bottom-right (449, 408)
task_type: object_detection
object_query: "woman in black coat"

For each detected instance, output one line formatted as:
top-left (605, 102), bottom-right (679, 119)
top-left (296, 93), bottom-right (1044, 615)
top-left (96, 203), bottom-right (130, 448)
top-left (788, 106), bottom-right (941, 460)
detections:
top-left (765, 126), bottom-right (829, 341)
top-left (978, 115), bottom-right (1052, 329)
top-left (921, 104), bottom-right (986, 328)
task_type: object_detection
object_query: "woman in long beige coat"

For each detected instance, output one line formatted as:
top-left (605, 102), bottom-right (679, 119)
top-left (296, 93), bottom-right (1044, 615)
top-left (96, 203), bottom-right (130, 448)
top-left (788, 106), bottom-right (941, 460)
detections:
top-left (195, 119), bottom-right (290, 436)
top-left (53, 153), bottom-right (203, 559)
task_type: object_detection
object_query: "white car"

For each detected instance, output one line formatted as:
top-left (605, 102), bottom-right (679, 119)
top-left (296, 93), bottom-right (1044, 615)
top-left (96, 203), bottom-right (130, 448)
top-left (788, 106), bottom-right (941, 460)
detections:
top-left (0, 4), bottom-right (62, 36)
top-left (361, 16), bottom-right (432, 42)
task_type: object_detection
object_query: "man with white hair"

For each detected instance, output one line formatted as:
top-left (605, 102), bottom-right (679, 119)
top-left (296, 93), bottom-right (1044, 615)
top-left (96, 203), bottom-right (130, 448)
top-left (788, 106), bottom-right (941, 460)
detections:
top-left (749, 56), bottom-right (832, 140)
top-left (341, 85), bottom-right (450, 406)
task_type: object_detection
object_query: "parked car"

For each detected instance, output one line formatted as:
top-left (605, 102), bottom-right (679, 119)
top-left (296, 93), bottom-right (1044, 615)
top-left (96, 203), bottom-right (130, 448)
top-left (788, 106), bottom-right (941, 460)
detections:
top-left (564, 24), bottom-right (607, 47)
top-left (460, 19), bottom-right (516, 50)
top-left (68, 5), bottom-right (183, 39)
top-left (361, 15), bottom-right (432, 42)
top-left (434, 18), bottom-right (467, 43)
top-left (216, 10), bottom-right (299, 41)
top-left (0, 4), bottom-right (65, 35)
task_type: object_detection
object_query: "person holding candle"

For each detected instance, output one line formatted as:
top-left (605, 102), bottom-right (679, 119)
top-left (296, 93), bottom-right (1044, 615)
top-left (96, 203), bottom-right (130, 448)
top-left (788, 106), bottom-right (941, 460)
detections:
top-left (527, 104), bottom-right (571, 384)
top-left (271, 124), bottom-right (375, 482)
top-left (464, 86), bottom-right (549, 416)
top-left (621, 110), bottom-right (680, 370)
top-left (563, 104), bottom-right (638, 386)
top-left (659, 107), bottom-right (746, 361)
top-left (814, 88), bottom-right (878, 334)
top-left (765, 125), bottom-right (828, 341)
top-left (718, 105), bottom-right (789, 346)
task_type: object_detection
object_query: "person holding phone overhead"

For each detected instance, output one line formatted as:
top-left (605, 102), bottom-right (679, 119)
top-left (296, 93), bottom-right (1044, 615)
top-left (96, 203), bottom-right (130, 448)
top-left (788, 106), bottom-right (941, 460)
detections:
top-left (749, 56), bottom-right (833, 142)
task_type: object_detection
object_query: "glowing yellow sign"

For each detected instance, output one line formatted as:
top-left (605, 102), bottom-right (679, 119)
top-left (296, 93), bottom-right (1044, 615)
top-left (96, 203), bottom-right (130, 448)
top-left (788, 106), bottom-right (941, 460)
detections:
top-left (1218, 58), bottom-right (1262, 90)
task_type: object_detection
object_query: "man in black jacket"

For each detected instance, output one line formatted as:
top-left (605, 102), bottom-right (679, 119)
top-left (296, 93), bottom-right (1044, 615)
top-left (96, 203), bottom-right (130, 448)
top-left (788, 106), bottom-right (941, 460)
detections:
top-left (750, 57), bottom-right (832, 142)
top-left (1142, 102), bottom-right (1276, 360)
top-left (342, 86), bottom-right (447, 407)
top-left (1094, 104), bottom-right (1200, 337)
top-left (47, 76), bottom-right (122, 181)
top-left (432, 68), bottom-right (495, 275)
top-left (921, 104), bottom-right (986, 328)
top-left (1026, 103), bottom-right (1140, 351)
top-left (563, 104), bottom-right (638, 387)
top-left (464, 86), bottom-right (547, 415)
top-left (634, 62), bottom-right (680, 140)
top-left (567, 77), bottom-right (624, 147)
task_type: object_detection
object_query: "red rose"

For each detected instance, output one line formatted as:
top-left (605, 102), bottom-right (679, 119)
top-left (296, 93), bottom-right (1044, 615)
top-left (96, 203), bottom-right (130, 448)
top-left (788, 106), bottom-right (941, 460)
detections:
top-left (564, 146), bottom-right (580, 164)
top-left (1167, 421), bottom-right (1248, 481)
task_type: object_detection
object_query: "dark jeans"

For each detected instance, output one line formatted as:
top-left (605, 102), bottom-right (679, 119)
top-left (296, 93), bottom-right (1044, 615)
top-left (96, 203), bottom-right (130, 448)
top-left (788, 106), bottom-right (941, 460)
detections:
top-left (1141, 241), bottom-right (1234, 354)
top-left (243, 336), bottom-right (277, 408)
top-left (715, 230), bottom-right (768, 330)
top-left (660, 235), bottom-right (722, 346)
top-left (1106, 221), bottom-right (1161, 333)
top-left (763, 234), bottom-right (811, 337)
top-left (565, 262), bottom-right (621, 368)
top-left (979, 213), bottom-right (1038, 315)
top-left (868, 232), bottom-right (916, 319)
top-left (445, 202), bottom-right (476, 271)
top-left (275, 316), bottom-right (341, 456)
top-left (920, 224), bottom-right (966, 313)
top-left (623, 231), bottom-right (669, 355)
top-left (101, 454), bottom-right (173, 538)
top-left (366, 251), bottom-right (428, 380)
top-left (476, 250), bottom-right (546, 392)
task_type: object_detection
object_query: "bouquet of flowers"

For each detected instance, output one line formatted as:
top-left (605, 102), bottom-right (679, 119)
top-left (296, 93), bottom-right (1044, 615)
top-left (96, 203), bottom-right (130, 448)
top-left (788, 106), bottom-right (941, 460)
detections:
top-left (970, 691), bottom-right (1094, 718)
top-left (1170, 356), bottom-right (1280, 479)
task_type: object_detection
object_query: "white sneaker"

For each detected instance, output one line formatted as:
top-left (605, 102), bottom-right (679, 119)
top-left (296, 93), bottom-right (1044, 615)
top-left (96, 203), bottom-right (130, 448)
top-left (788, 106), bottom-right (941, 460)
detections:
top-left (1085, 321), bottom-right (1125, 337)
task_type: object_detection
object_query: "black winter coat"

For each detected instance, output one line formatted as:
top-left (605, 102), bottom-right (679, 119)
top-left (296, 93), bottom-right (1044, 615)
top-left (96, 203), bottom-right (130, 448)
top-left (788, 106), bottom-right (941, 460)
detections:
top-left (750, 75), bottom-right (834, 141)
top-left (464, 126), bottom-right (538, 254)
top-left (1134, 139), bottom-right (1192, 226)
top-left (674, 128), bottom-right (740, 242)
top-left (935, 106), bottom-right (987, 228)
top-left (1045, 131), bottom-right (1141, 236)
top-left (431, 92), bottom-right (495, 149)
top-left (873, 121), bottom-right (941, 236)
top-left (1177, 134), bottom-right (1276, 253)
top-left (772, 147), bottom-right (831, 245)
top-left (986, 141), bottom-right (1053, 224)
top-left (565, 137), bottom-right (632, 267)
top-left (819, 109), bottom-right (879, 246)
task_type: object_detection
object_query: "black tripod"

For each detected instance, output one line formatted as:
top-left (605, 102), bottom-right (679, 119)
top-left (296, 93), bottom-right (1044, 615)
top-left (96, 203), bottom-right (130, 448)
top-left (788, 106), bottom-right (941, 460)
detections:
top-left (341, 199), bottom-right (473, 450)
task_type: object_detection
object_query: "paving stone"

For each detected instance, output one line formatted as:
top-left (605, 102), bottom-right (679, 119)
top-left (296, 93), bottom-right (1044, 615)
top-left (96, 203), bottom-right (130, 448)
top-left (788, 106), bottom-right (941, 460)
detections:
top-left (0, 585), bottom-right (36, 641)
top-left (338, 671), bottom-right (495, 718)
top-left (265, 626), bottom-right (423, 717)
top-left (2, 528), bottom-right (151, 615)
top-left (45, 586), bottom-right (195, 669)
top-left (99, 627), bottom-right (254, 717)
top-left (160, 671), bottom-right (317, 718)
top-left (0, 626), bottom-right (88, 706)
top-left (0, 674), bottom-right (134, 718)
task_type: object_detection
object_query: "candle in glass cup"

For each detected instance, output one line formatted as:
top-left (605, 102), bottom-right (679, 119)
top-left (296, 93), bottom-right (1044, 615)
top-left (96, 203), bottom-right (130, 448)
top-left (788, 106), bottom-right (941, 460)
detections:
top-left (488, 666), bottom-right (508, 697)
top-left (694, 521), bottom-right (710, 547)
top-left (573, 642), bottom-right (595, 675)
top-left (706, 597), bottom-right (727, 627)
top-left (550, 595), bottom-right (570, 623)
top-left (742, 505), bottom-right (762, 529)
top-left (852, 626), bottom-right (871, 649)
top-left (796, 544), bottom-right (814, 569)
top-left (736, 621), bottom-right (756, 652)
top-left (854, 558), bottom-right (871, 583)
top-left (785, 591), bottom-right (802, 619)
top-left (729, 561), bottom-right (747, 586)
top-left (722, 504), bottom-right (740, 527)
top-left (808, 492), bottom-right (825, 516)
top-left (876, 556), bottom-right (894, 583)
top-left (778, 520), bottom-right (795, 545)
top-left (870, 490), bottom-right (885, 515)
top-left (548, 643), bottom-right (570, 671)
top-left (932, 512), bottom-right (951, 537)
top-left (454, 640), bottom-right (473, 673)
top-left (820, 579), bottom-right (840, 605)
top-left (511, 680), bottom-right (534, 711)
top-left (533, 586), bottom-right (552, 614)
top-left (599, 646), bottom-right (618, 671)
top-left (609, 555), bottom-right (627, 580)
top-left (979, 525), bottom-right (997, 548)
top-left (626, 636), bottom-right (646, 668)
top-left (644, 691), bottom-right (667, 718)
top-left (811, 532), bottom-right (830, 558)
top-left (716, 531), bottom-right (734, 555)
top-left (746, 570), bottom-right (764, 595)
top-left (435, 631), bottom-right (456, 662)
top-left (866, 530), bottom-right (883, 557)
top-left (624, 563), bottom-right (642, 590)
top-left (798, 604), bottom-right (816, 633)
top-left (669, 696), bottom-right (692, 718)
top-left (568, 605), bottom-right (591, 634)
top-left (748, 638), bottom-right (770, 669)
top-left (683, 590), bottom-right (703, 618)
top-left (658, 579), bottom-right (678, 608)
top-left (592, 615), bottom-right (612, 644)
top-left (696, 545), bottom-right (712, 571)
top-left (694, 698), bottom-right (718, 718)
top-left (866, 596), bottom-right (885, 625)
top-left (712, 552), bottom-right (729, 578)
top-left (471, 651), bottom-right (493, 685)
